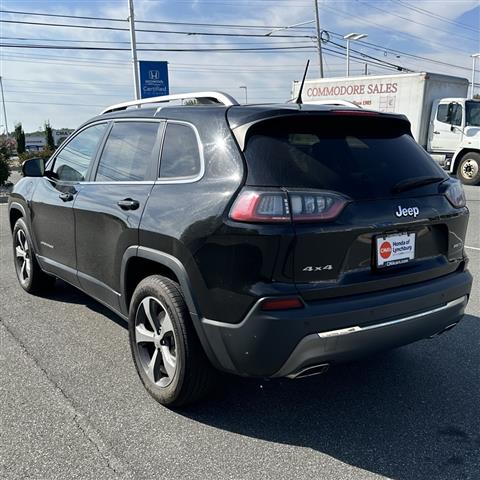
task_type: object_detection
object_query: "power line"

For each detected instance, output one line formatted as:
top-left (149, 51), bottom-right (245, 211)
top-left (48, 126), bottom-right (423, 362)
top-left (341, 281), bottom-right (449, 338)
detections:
top-left (0, 9), bottom-right (313, 30)
top-left (326, 31), bottom-right (475, 74)
top-left (5, 100), bottom-right (105, 107)
top-left (0, 35), bottom-right (312, 47)
top-left (0, 42), bottom-right (316, 53)
top-left (320, 3), bottom-right (473, 55)
top-left (327, 39), bottom-right (410, 72)
top-left (394, 0), bottom-right (479, 33)
top-left (358, 0), bottom-right (478, 44)
top-left (0, 18), bottom-right (315, 39)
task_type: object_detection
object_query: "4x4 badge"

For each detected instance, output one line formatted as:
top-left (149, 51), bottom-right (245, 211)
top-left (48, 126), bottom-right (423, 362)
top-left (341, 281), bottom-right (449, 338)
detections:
top-left (395, 205), bottom-right (419, 218)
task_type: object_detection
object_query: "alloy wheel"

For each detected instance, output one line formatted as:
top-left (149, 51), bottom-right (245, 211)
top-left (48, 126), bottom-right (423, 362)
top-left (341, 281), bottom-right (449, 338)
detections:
top-left (15, 229), bottom-right (31, 286)
top-left (134, 296), bottom-right (178, 388)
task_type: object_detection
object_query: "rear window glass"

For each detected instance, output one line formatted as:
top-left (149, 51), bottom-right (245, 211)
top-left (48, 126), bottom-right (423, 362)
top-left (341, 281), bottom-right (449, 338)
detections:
top-left (244, 116), bottom-right (446, 199)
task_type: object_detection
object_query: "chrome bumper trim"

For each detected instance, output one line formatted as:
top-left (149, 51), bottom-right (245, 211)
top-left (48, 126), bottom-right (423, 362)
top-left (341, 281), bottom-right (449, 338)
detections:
top-left (318, 296), bottom-right (467, 339)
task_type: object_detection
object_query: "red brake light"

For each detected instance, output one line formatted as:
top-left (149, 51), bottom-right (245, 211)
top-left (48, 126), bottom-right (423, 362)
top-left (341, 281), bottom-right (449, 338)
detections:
top-left (229, 189), bottom-right (290, 223)
top-left (229, 188), bottom-right (349, 223)
top-left (330, 110), bottom-right (380, 116)
top-left (261, 298), bottom-right (304, 311)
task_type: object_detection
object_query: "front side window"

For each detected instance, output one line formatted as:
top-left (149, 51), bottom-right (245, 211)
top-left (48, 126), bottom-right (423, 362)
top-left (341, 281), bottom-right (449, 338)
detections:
top-left (437, 103), bottom-right (462, 126)
top-left (436, 104), bottom-right (449, 123)
top-left (159, 123), bottom-right (202, 179)
top-left (52, 123), bottom-right (107, 181)
top-left (95, 122), bottom-right (160, 182)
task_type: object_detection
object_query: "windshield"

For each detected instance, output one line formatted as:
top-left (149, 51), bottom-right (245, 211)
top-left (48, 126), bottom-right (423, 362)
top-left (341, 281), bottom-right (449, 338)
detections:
top-left (466, 101), bottom-right (480, 127)
top-left (244, 115), bottom-right (447, 200)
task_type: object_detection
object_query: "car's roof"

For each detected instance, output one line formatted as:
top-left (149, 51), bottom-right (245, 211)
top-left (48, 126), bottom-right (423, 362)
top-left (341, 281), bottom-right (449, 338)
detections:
top-left (82, 102), bottom-right (407, 131)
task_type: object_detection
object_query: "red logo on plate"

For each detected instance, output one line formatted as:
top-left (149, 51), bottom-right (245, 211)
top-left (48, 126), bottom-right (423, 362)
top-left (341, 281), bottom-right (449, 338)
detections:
top-left (380, 241), bottom-right (392, 259)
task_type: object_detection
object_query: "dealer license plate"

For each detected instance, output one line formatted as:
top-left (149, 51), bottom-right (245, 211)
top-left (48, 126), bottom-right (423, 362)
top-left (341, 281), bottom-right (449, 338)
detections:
top-left (376, 233), bottom-right (416, 268)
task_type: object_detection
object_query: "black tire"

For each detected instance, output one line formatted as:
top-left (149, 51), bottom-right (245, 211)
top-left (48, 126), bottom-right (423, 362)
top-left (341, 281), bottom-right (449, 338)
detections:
top-left (128, 275), bottom-right (216, 407)
top-left (457, 152), bottom-right (480, 185)
top-left (12, 218), bottom-right (56, 295)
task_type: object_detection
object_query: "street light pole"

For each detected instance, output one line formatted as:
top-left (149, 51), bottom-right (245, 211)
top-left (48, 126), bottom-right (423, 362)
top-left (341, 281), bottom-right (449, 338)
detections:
top-left (128, 0), bottom-right (140, 100)
top-left (313, 0), bottom-right (324, 78)
top-left (471, 53), bottom-right (480, 98)
top-left (0, 76), bottom-right (9, 137)
top-left (343, 33), bottom-right (368, 77)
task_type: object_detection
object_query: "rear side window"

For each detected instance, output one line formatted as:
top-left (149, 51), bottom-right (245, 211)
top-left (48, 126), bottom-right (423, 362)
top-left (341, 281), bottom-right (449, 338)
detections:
top-left (159, 123), bottom-right (202, 179)
top-left (52, 123), bottom-right (107, 182)
top-left (244, 116), bottom-right (446, 199)
top-left (95, 122), bottom-right (160, 182)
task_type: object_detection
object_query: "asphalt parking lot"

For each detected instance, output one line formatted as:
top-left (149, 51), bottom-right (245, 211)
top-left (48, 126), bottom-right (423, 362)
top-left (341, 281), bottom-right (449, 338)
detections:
top-left (0, 186), bottom-right (479, 480)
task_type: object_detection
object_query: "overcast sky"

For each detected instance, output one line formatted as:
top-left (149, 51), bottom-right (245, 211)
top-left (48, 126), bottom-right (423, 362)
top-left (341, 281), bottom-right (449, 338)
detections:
top-left (0, 0), bottom-right (479, 132)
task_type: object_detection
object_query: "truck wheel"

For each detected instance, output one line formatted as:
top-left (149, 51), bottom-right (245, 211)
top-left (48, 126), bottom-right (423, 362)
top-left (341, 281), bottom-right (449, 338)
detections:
top-left (457, 152), bottom-right (480, 185)
top-left (12, 218), bottom-right (56, 294)
top-left (128, 275), bottom-right (216, 407)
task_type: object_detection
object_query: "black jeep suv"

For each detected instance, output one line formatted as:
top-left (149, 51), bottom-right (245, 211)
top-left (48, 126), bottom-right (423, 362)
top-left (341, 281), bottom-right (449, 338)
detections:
top-left (9, 92), bottom-right (472, 406)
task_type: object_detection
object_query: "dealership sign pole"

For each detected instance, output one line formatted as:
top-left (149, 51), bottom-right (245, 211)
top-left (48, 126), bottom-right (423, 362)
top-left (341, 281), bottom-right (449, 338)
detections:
top-left (128, 0), bottom-right (141, 100)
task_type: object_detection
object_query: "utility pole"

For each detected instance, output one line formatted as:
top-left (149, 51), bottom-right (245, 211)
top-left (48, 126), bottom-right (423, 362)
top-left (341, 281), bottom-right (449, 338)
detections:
top-left (313, 0), bottom-right (324, 78)
top-left (128, 0), bottom-right (140, 100)
top-left (471, 53), bottom-right (480, 98)
top-left (0, 76), bottom-right (9, 137)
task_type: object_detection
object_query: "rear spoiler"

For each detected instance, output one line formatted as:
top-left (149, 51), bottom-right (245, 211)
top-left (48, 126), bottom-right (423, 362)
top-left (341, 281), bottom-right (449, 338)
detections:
top-left (230, 110), bottom-right (410, 151)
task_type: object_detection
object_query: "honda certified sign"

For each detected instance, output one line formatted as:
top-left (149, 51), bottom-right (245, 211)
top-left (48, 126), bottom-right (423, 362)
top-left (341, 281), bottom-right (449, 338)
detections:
top-left (139, 61), bottom-right (169, 98)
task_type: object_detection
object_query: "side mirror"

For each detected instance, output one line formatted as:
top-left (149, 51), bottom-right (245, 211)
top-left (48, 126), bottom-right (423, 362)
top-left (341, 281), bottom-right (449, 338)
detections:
top-left (22, 158), bottom-right (45, 177)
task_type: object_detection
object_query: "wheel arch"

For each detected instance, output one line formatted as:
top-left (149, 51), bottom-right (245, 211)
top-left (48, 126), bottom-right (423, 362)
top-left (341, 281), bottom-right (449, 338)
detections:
top-left (8, 202), bottom-right (26, 232)
top-left (120, 246), bottom-right (200, 318)
top-left (120, 246), bottom-right (221, 370)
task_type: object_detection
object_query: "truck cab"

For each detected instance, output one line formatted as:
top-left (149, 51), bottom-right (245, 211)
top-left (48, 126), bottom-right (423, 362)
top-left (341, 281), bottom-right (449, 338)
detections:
top-left (428, 98), bottom-right (480, 184)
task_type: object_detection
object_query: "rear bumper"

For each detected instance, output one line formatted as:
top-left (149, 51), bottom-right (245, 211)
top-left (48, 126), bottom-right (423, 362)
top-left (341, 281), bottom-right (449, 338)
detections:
top-left (200, 270), bottom-right (472, 377)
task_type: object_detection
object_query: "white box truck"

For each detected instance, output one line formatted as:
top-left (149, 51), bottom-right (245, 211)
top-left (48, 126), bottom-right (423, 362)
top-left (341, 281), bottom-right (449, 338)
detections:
top-left (292, 72), bottom-right (480, 185)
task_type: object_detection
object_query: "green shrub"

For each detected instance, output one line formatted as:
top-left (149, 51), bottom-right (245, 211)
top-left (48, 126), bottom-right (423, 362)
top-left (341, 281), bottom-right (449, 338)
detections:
top-left (0, 138), bottom-right (14, 186)
top-left (0, 157), bottom-right (10, 186)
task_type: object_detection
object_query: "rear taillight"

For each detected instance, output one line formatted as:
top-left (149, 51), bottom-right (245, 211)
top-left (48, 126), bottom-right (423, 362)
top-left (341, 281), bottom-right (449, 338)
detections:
top-left (289, 191), bottom-right (348, 222)
top-left (229, 189), bottom-right (290, 223)
top-left (229, 188), bottom-right (349, 223)
top-left (444, 181), bottom-right (466, 208)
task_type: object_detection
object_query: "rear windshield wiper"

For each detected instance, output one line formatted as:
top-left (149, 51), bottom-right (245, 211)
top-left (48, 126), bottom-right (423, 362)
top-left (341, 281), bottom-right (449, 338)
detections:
top-left (392, 176), bottom-right (445, 193)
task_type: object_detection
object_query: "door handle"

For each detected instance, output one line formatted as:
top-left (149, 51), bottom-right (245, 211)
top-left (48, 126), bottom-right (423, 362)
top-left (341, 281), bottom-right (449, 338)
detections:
top-left (59, 192), bottom-right (74, 202)
top-left (117, 198), bottom-right (140, 210)
top-left (433, 131), bottom-right (440, 134)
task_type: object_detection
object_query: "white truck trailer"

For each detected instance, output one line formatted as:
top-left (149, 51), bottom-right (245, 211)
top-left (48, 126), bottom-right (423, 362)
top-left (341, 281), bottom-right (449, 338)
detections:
top-left (292, 72), bottom-right (480, 185)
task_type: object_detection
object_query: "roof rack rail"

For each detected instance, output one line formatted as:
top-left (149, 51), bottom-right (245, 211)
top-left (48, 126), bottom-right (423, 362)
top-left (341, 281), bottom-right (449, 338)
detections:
top-left (101, 91), bottom-right (239, 114)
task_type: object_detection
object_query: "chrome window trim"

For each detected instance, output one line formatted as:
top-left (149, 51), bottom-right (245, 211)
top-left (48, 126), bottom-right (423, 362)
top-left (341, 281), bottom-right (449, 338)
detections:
top-left (46, 119), bottom-right (110, 172)
top-left (80, 181), bottom-right (156, 185)
top-left (155, 120), bottom-right (205, 185)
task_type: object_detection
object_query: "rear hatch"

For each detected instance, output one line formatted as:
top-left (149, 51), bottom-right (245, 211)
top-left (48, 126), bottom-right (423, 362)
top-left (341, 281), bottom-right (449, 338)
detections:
top-left (236, 111), bottom-right (468, 301)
